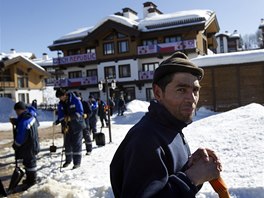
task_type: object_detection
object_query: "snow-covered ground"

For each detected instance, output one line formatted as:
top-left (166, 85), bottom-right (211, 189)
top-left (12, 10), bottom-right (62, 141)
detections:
top-left (0, 100), bottom-right (263, 198)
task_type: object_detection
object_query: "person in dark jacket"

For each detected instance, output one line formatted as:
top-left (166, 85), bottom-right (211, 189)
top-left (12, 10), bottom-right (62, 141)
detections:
top-left (97, 98), bottom-right (108, 128)
top-left (110, 52), bottom-right (222, 198)
top-left (74, 92), bottom-right (93, 155)
top-left (10, 101), bottom-right (40, 187)
top-left (55, 88), bottom-right (86, 169)
top-left (117, 97), bottom-right (125, 116)
top-left (88, 95), bottom-right (98, 137)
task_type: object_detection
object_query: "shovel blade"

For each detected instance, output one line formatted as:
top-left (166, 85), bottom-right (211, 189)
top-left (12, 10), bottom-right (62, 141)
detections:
top-left (7, 167), bottom-right (24, 193)
top-left (50, 145), bottom-right (57, 153)
top-left (0, 178), bottom-right (7, 197)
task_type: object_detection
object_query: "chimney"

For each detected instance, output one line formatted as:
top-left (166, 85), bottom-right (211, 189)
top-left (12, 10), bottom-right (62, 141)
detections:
top-left (143, 2), bottom-right (162, 18)
top-left (42, 53), bottom-right (49, 61)
top-left (261, 18), bottom-right (264, 23)
top-left (233, 30), bottom-right (238, 34)
top-left (225, 31), bottom-right (228, 34)
top-left (10, 48), bottom-right (16, 54)
top-left (122, 7), bottom-right (138, 20)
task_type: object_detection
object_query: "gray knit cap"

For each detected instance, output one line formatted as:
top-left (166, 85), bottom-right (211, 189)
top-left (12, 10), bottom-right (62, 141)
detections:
top-left (153, 52), bottom-right (204, 84)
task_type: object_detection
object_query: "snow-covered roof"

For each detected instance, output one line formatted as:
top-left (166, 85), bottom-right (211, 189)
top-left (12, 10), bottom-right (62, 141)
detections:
top-left (52, 9), bottom-right (215, 46)
top-left (138, 9), bottom-right (214, 31)
top-left (33, 57), bottom-right (53, 67)
top-left (0, 51), bottom-right (35, 61)
top-left (216, 31), bottom-right (241, 39)
top-left (191, 49), bottom-right (264, 67)
top-left (55, 26), bottom-right (94, 42)
top-left (92, 14), bottom-right (138, 32)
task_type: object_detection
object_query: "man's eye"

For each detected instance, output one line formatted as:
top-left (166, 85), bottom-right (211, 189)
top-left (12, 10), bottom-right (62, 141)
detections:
top-left (177, 88), bottom-right (185, 93)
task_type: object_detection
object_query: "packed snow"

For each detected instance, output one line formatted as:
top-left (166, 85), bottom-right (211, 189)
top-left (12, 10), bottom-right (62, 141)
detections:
top-left (0, 100), bottom-right (263, 198)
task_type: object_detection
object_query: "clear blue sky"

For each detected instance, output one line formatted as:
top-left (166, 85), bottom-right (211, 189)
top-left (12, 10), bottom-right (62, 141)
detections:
top-left (0, 0), bottom-right (263, 58)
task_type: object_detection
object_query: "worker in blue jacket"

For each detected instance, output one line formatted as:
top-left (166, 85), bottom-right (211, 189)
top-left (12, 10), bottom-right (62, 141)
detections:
top-left (10, 101), bottom-right (40, 187)
top-left (88, 95), bottom-right (98, 138)
top-left (55, 88), bottom-right (86, 169)
top-left (110, 52), bottom-right (222, 198)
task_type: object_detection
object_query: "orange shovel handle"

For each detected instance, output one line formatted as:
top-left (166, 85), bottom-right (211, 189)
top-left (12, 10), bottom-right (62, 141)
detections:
top-left (209, 177), bottom-right (231, 198)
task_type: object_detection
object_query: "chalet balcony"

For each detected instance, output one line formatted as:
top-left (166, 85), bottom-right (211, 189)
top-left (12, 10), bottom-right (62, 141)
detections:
top-left (0, 81), bottom-right (15, 88)
top-left (52, 52), bottom-right (96, 65)
top-left (139, 71), bottom-right (154, 80)
top-left (137, 39), bottom-right (196, 55)
top-left (54, 76), bottom-right (98, 88)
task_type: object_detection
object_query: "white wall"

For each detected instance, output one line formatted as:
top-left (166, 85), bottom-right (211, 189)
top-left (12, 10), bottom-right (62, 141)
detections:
top-left (98, 59), bottom-right (139, 81)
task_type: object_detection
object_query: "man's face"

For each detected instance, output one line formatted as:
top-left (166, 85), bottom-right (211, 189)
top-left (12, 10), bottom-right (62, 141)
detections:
top-left (154, 72), bottom-right (201, 122)
top-left (15, 109), bottom-right (26, 116)
top-left (59, 94), bottom-right (67, 102)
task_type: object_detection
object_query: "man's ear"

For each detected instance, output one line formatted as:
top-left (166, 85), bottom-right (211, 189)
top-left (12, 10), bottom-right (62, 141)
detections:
top-left (153, 84), bottom-right (163, 101)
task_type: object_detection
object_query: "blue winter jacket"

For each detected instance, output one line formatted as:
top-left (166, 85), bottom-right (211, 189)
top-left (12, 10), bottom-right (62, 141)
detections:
top-left (14, 110), bottom-right (40, 159)
top-left (110, 101), bottom-right (201, 198)
top-left (57, 92), bottom-right (85, 133)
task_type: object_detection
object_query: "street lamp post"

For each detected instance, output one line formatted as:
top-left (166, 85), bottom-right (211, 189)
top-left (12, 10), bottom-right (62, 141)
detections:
top-left (98, 78), bottom-right (116, 143)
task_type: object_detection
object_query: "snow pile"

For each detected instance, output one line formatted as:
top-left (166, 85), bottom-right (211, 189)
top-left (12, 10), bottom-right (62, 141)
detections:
top-left (125, 99), bottom-right (149, 113)
top-left (184, 103), bottom-right (264, 198)
top-left (21, 178), bottom-right (87, 198)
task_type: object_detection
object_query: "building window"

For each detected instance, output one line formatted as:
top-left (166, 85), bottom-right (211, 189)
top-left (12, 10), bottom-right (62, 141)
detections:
top-left (67, 49), bottom-right (81, 56)
top-left (86, 48), bottom-right (96, 53)
top-left (119, 64), bottom-right (131, 78)
top-left (146, 88), bottom-right (154, 101)
top-left (17, 68), bottom-right (28, 88)
top-left (86, 69), bottom-right (97, 77)
top-left (18, 93), bottom-right (29, 104)
top-left (118, 40), bottom-right (129, 53)
top-left (104, 66), bottom-right (116, 79)
top-left (220, 37), bottom-right (224, 53)
top-left (117, 32), bottom-right (127, 38)
top-left (142, 62), bottom-right (159, 71)
top-left (165, 35), bottom-right (182, 43)
top-left (142, 39), bottom-right (158, 46)
top-left (103, 42), bottom-right (115, 55)
top-left (0, 69), bottom-right (12, 81)
top-left (68, 71), bottom-right (82, 79)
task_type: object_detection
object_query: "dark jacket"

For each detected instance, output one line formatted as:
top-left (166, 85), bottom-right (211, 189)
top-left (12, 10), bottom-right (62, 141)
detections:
top-left (110, 101), bottom-right (200, 198)
top-left (98, 101), bottom-right (107, 118)
top-left (14, 111), bottom-right (40, 159)
top-left (57, 92), bottom-right (86, 133)
top-left (81, 99), bottom-right (92, 118)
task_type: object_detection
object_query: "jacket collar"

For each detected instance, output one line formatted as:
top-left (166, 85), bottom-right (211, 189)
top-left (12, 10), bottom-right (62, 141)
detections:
top-left (147, 100), bottom-right (188, 131)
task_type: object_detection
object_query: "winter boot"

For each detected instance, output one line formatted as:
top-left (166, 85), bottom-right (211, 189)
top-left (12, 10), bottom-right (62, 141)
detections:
top-left (22, 171), bottom-right (37, 187)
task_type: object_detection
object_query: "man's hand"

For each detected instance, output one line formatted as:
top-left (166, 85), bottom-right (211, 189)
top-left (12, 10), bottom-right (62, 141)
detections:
top-left (187, 148), bottom-right (222, 171)
top-left (9, 117), bottom-right (16, 125)
top-left (184, 148), bottom-right (222, 186)
top-left (185, 156), bottom-right (221, 186)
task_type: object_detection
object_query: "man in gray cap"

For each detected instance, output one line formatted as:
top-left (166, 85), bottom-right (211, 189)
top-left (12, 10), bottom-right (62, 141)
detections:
top-left (110, 52), bottom-right (222, 197)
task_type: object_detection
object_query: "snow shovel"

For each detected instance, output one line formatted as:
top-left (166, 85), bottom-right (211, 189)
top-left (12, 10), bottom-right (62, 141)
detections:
top-left (210, 176), bottom-right (231, 198)
top-left (50, 110), bottom-right (57, 153)
top-left (0, 178), bottom-right (7, 197)
top-left (7, 155), bottom-right (25, 193)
